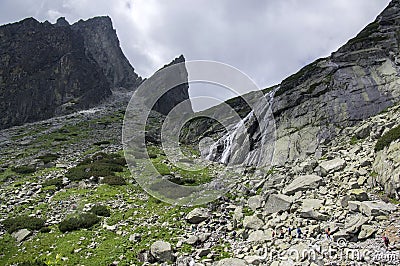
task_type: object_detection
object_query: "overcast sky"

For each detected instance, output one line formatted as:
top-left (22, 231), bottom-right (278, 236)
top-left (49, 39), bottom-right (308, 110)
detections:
top-left (0, 0), bottom-right (391, 110)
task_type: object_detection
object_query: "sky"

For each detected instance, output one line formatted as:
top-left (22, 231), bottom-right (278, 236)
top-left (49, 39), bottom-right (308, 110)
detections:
top-left (0, 0), bottom-right (392, 111)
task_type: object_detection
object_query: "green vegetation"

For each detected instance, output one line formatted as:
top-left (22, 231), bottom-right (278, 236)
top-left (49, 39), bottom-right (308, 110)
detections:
top-left (275, 58), bottom-right (326, 97)
top-left (42, 177), bottom-right (63, 188)
top-left (375, 125), bottom-right (400, 151)
top-left (89, 205), bottom-right (111, 217)
top-left (36, 153), bottom-right (59, 164)
top-left (347, 20), bottom-right (385, 46)
top-left (66, 152), bottom-right (126, 181)
top-left (11, 165), bottom-right (36, 174)
top-left (350, 136), bottom-right (360, 145)
top-left (2, 215), bottom-right (45, 233)
top-left (58, 213), bottom-right (101, 233)
top-left (101, 175), bottom-right (127, 186)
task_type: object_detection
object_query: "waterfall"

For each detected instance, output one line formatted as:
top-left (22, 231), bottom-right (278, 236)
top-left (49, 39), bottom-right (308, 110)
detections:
top-left (205, 87), bottom-right (278, 166)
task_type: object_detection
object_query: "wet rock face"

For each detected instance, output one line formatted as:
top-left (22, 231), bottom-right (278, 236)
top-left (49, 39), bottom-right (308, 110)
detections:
top-left (202, 0), bottom-right (400, 166)
top-left (0, 17), bottom-right (113, 129)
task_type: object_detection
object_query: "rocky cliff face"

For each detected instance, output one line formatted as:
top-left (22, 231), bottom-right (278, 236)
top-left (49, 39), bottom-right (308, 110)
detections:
top-left (151, 55), bottom-right (192, 115)
top-left (71, 17), bottom-right (142, 89)
top-left (0, 17), bottom-right (111, 129)
top-left (202, 0), bottom-right (400, 167)
top-left (0, 15), bottom-right (193, 130)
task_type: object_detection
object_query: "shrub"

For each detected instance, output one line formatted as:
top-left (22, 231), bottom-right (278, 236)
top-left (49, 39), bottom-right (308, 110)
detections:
top-left (94, 140), bottom-right (111, 146)
top-left (18, 259), bottom-right (47, 266)
top-left (101, 175), bottom-right (126, 186)
top-left (90, 205), bottom-right (111, 217)
top-left (59, 213), bottom-right (100, 233)
top-left (2, 215), bottom-right (45, 233)
top-left (39, 227), bottom-right (51, 233)
top-left (36, 153), bottom-right (59, 164)
top-left (66, 152), bottom-right (125, 181)
top-left (42, 178), bottom-right (63, 188)
top-left (375, 125), bottom-right (400, 152)
top-left (11, 165), bottom-right (36, 174)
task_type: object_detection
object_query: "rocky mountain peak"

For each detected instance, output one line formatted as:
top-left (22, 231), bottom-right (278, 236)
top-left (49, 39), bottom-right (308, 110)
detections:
top-left (55, 17), bottom-right (70, 27)
top-left (71, 16), bottom-right (142, 89)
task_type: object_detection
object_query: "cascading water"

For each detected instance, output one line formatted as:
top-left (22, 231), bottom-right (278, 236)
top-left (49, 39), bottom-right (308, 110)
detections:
top-left (205, 87), bottom-right (278, 166)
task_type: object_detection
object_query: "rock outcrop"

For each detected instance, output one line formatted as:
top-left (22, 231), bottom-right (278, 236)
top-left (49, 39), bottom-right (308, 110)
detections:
top-left (71, 16), bottom-right (142, 89)
top-left (200, 0), bottom-right (400, 166)
top-left (0, 17), bottom-right (112, 129)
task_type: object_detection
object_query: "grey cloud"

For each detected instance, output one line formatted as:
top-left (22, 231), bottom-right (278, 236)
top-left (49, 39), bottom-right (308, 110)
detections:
top-left (0, 0), bottom-right (391, 110)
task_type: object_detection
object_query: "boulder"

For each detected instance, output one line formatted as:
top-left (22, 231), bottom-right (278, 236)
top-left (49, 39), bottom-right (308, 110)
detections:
top-left (344, 214), bottom-right (368, 234)
top-left (300, 209), bottom-right (329, 221)
top-left (243, 215), bottom-right (264, 230)
top-left (244, 255), bottom-right (264, 265)
top-left (348, 201), bottom-right (361, 212)
top-left (265, 194), bottom-right (292, 214)
top-left (11, 229), bottom-right (31, 242)
top-left (248, 195), bottom-right (263, 211)
top-left (359, 201), bottom-right (397, 217)
top-left (348, 189), bottom-right (368, 201)
top-left (354, 124), bottom-right (372, 139)
top-left (248, 230), bottom-right (268, 242)
top-left (215, 258), bottom-right (248, 266)
top-left (319, 158), bottom-right (346, 174)
top-left (150, 240), bottom-right (173, 262)
top-left (358, 225), bottom-right (377, 240)
top-left (186, 208), bottom-right (210, 224)
top-left (283, 175), bottom-right (323, 195)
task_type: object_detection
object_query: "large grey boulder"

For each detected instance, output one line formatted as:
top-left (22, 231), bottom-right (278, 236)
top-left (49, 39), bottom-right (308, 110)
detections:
top-left (299, 199), bottom-right (329, 221)
top-left (265, 194), bottom-right (292, 214)
top-left (186, 208), bottom-right (210, 224)
top-left (283, 175), bottom-right (323, 195)
top-left (319, 158), bottom-right (346, 174)
top-left (372, 141), bottom-right (400, 198)
top-left (215, 258), bottom-right (248, 266)
top-left (243, 215), bottom-right (264, 230)
top-left (248, 195), bottom-right (263, 211)
top-left (359, 201), bottom-right (397, 216)
top-left (248, 230), bottom-right (271, 242)
top-left (358, 225), bottom-right (377, 240)
top-left (11, 229), bottom-right (31, 242)
top-left (150, 240), bottom-right (173, 262)
top-left (344, 214), bottom-right (369, 234)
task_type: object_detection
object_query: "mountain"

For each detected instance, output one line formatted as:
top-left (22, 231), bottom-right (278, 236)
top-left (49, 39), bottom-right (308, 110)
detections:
top-left (197, 0), bottom-right (400, 167)
top-left (0, 16), bottom-right (192, 130)
top-left (0, 1), bottom-right (399, 265)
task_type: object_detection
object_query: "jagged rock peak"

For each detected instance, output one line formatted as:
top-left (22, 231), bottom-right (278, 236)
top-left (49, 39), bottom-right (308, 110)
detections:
top-left (55, 17), bottom-right (70, 27)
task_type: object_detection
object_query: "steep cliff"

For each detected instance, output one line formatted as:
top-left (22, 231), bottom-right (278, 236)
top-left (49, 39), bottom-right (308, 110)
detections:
top-left (151, 55), bottom-right (192, 115)
top-left (71, 16), bottom-right (142, 89)
top-left (201, 0), bottom-right (400, 166)
top-left (0, 17), bottom-right (111, 129)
